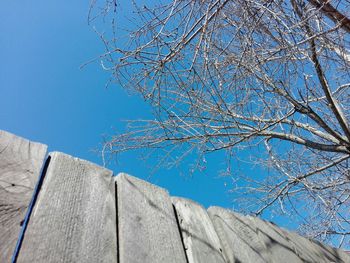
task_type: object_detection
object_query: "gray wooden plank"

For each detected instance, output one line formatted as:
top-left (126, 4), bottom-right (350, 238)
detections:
top-left (208, 206), bottom-right (350, 263)
top-left (172, 197), bottom-right (226, 263)
top-left (0, 130), bottom-right (47, 263)
top-left (116, 173), bottom-right (187, 263)
top-left (260, 220), bottom-right (350, 263)
top-left (17, 152), bottom-right (117, 263)
top-left (208, 206), bottom-right (268, 263)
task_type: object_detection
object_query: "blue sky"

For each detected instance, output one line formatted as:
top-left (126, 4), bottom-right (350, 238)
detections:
top-left (0, 0), bottom-right (242, 209)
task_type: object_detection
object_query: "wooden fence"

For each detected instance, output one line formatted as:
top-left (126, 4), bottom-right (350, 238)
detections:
top-left (1, 130), bottom-right (350, 262)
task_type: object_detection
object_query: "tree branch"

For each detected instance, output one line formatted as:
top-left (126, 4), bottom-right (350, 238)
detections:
top-left (307, 0), bottom-right (350, 33)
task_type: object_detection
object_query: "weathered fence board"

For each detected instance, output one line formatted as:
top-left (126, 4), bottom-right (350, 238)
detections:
top-left (116, 173), bottom-right (187, 263)
top-left (261, 220), bottom-right (350, 263)
top-left (0, 130), bottom-right (47, 262)
top-left (17, 152), bottom-right (116, 263)
top-left (172, 197), bottom-right (226, 263)
top-left (208, 206), bottom-right (350, 263)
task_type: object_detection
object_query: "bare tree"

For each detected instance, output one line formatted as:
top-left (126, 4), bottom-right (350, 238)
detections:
top-left (91, 0), bottom-right (350, 248)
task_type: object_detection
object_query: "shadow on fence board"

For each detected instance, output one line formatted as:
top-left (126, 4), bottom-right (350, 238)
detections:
top-left (0, 130), bottom-right (47, 262)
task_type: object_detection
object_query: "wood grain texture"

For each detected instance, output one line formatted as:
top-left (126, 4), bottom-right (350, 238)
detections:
top-left (17, 152), bottom-right (117, 263)
top-left (258, 219), bottom-right (350, 263)
top-left (208, 206), bottom-right (350, 263)
top-left (172, 197), bottom-right (226, 263)
top-left (116, 173), bottom-right (187, 263)
top-left (0, 130), bottom-right (47, 262)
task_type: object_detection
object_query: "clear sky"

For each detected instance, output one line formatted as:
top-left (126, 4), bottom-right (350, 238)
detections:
top-left (0, 0), bottom-right (243, 210)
